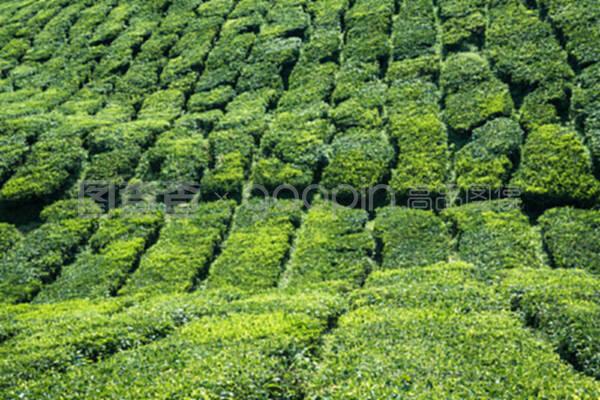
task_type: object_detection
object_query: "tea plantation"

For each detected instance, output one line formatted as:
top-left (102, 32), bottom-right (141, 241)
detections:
top-left (1, 0), bottom-right (600, 398)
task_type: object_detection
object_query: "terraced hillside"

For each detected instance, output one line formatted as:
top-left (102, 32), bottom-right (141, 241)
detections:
top-left (0, 0), bottom-right (599, 398)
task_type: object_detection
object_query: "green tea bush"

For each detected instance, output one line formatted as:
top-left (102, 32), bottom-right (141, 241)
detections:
top-left (238, 37), bottom-right (302, 93)
top-left (442, 199), bottom-right (544, 272)
top-left (501, 267), bottom-right (600, 379)
top-left (373, 207), bottom-right (450, 269)
top-left (260, 1), bottom-right (309, 39)
top-left (455, 117), bottom-right (523, 191)
top-left (321, 129), bottom-right (394, 196)
top-left (253, 111), bottom-right (333, 190)
top-left (511, 124), bottom-right (600, 205)
top-left (136, 127), bottom-right (210, 185)
top-left (537, 0), bottom-right (600, 66)
top-left (353, 261), bottom-right (503, 311)
top-left (438, 0), bottom-right (486, 48)
top-left (392, 0), bottom-right (436, 60)
top-left (486, 0), bottom-right (573, 105)
top-left (387, 80), bottom-right (449, 196)
top-left (0, 298), bottom-right (177, 394)
top-left (0, 222), bottom-right (21, 254)
top-left (196, 32), bottom-right (256, 91)
top-left (441, 52), bottom-right (513, 132)
top-left (342, 0), bottom-right (393, 62)
top-left (306, 307), bottom-right (600, 398)
top-left (0, 130), bottom-right (84, 201)
top-left (0, 200), bottom-right (101, 303)
top-left (278, 62), bottom-right (336, 109)
top-left (188, 85), bottom-right (236, 112)
top-left (138, 89), bottom-right (185, 121)
top-left (280, 202), bottom-right (374, 288)
top-left (15, 310), bottom-right (329, 399)
top-left (538, 207), bottom-right (600, 274)
top-left (207, 199), bottom-right (302, 290)
top-left (121, 201), bottom-right (235, 295)
top-left (34, 209), bottom-right (163, 302)
top-left (572, 64), bottom-right (600, 163)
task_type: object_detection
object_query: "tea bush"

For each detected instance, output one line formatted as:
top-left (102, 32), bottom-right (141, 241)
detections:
top-left (538, 207), bottom-right (600, 274)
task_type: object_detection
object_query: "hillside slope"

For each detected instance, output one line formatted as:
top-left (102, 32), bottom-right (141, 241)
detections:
top-left (0, 0), bottom-right (599, 398)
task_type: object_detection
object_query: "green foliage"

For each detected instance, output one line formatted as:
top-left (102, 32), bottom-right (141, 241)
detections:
top-left (138, 89), bottom-right (185, 121)
top-left (387, 80), bottom-right (449, 196)
top-left (0, 298), bottom-right (177, 394)
top-left (15, 309), bottom-right (329, 399)
top-left (511, 124), bottom-right (600, 205)
top-left (353, 261), bottom-right (503, 311)
top-left (0, 222), bottom-right (21, 254)
top-left (207, 199), bottom-right (302, 291)
top-left (306, 307), bottom-right (600, 398)
top-left (136, 127), bottom-right (210, 184)
top-left (487, 0), bottom-right (573, 88)
top-left (392, 0), bottom-right (436, 60)
top-left (442, 199), bottom-right (544, 272)
top-left (34, 209), bottom-right (164, 302)
top-left (373, 207), bottom-right (450, 269)
top-left (321, 129), bottom-right (393, 195)
top-left (538, 207), bottom-right (600, 274)
top-left (343, 0), bottom-right (394, 62)
top-left (501, 267), bottom-right (600, 379)
top-left (537, 0), bottom-right (600, 66)
top-left (253, 110), bottom-right (333, 190)
top-left (441, 53), bottom-right (513, 132)
top-left (0, 200), bottom-right (101, 303)
top-left (281, 202), bottom-right (374, 288)
top-left (455, 117), bottom-right (523, 191)
top-left (121, 201), bottom-right (235, 295)
top-left (572, 63), bottom-right (600, 120)
top-left (188, 85), bottom-right (236, 112)
top-left (438, 0), bottom-right (486, 47)
top-left (0, 130), bottom-right (84, 201)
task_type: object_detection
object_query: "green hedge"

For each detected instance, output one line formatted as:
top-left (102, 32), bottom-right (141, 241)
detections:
top-left (486, 0), bottom-right (573, 92)
top-left (342, 0), bottom-right (394, 62)
top-left (392, 0), bottom-right (436, 60)
top-left (207, 199), bottom-right (302, 290)
top-left (34, 209), bottom-right (164, 302)
top-left (306, 307), bottom-right (600, 398)
top-left (0, 222), bottom-right (21, 253)
top-left (538, 207), bottom-right (600, 274)
top-left (321, 128), bottom-right (394, 196)
top-left (373, 207), bottom-right (451, 269)
top-left (442, 199), bottom-right (544, 272)
top-left (196, 32), bottom-right (255, 91)
top-left (138, 89), bottom-right (185, 121)
top-left (237, 37), bottom-right (302, 93)
top-left (501, 267), bottom-right (600, 379)
top-left (15, 310), bottom-right (328, 399)
top-left (438, 0), bottom-right (486, 48)
top-left (441, 52), bottom-right (513, 132)
top-left (253, 111), bottom-right (333, 191)
top-left (0, 130), bottom-right (84, 201)
top-left (121, 201), bottom-right (235, 295)
top-left (260, 1), bottom-right (309, 39)
top-left (511, 124), bottom-right (600, 205)
top-left (0, 200), bottom-right (101, 303)
top-left (455, 117), bottom-right (523, 191)
top-left (353, 261), bottom-right (503, 311)
top-left (280, 202), bottom-right (374, 288)
top-left (136, 127), bottom-right (210, 185)
top-left (0, 298), bottom-right (177, 394)
top-left (537, 0), bottom-right (600, 66)
top-left (387, 80), bottom-right (449, 196)
top-left (572, 64), bottom-right (600, 170)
